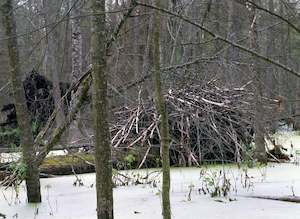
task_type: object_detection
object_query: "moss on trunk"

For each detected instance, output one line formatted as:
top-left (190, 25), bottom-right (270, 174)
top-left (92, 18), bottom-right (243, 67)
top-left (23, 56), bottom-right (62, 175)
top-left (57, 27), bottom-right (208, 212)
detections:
top-left (0, 0), bottom-right (41, 203)
top-left (153, 0), bottom-right (171, 218)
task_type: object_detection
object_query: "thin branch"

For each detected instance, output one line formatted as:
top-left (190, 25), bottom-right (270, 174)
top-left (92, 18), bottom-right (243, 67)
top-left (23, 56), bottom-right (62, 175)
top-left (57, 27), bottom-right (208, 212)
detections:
top-left (106, 0), bottom-right (138, 52)
top-left (240, 0), bottom-right (300, 34)
top-left (136, 1), bottom-right (300, 79)
top-left (35, 75), bottom-right (91, 166)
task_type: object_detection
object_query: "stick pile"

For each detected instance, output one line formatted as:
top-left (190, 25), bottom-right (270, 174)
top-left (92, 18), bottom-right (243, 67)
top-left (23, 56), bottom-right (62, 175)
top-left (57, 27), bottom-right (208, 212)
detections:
top-left (110, 81), bottom-right (256, 167)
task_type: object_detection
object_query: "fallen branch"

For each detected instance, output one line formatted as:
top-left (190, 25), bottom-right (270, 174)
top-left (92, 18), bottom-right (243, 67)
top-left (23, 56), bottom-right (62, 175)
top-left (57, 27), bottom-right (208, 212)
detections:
top-left (244, 195), bottom-right (300, 203)
top-left (35, 76), bottom-right (91, 166)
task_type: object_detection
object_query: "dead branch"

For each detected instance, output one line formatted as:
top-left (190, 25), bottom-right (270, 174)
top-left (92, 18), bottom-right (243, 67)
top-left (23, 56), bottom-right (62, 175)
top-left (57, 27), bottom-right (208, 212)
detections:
top-left (244, 195), bottom-right (300, 203)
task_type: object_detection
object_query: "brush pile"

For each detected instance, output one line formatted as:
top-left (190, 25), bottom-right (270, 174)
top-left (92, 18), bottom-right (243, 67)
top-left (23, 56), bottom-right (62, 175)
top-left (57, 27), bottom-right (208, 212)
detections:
top-left (110, 81), bottom-right (257, 167)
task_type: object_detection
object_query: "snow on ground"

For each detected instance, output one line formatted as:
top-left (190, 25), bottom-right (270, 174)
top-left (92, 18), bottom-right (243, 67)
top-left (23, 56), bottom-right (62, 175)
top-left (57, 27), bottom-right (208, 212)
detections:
top-left (1, 130), bottom-right (300, 219)
top-left (0, 150), bottom-right (68, 163)
top-left (266, 130), bottom-right (300, 163)
top-left (273, 130), bottom-right (300, 151)
top-left (0, 163), bottom-right (300, 219)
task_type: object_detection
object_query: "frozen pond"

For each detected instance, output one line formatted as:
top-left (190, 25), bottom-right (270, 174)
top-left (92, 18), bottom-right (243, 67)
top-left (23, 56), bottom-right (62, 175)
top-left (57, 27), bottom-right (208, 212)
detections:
top-left (1, 131), bottom-right (300, 218)
top-left (0, 163), bottom-right (300, 219)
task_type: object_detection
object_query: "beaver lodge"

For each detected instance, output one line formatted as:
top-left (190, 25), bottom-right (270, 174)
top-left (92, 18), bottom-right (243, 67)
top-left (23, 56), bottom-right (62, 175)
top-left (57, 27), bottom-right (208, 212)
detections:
top-left (108, 80), bottom-right (281, 169)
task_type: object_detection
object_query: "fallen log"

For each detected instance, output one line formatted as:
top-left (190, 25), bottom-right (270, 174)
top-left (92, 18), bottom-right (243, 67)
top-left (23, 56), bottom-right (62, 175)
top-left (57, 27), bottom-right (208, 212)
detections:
top-left (0, 153), bottom-right (95, 181)
top-left (40, 153), bottom-right (95, 176)
top-left (244, 195), bottom-right (300, 203)
top-left (0, 146), bottom-right (159, 181)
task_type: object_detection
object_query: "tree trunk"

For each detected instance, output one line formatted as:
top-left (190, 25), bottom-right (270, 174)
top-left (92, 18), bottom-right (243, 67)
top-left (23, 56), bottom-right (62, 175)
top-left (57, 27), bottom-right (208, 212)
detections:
top-left (249, 0), bottom-right (267, 163)
top-left (153, 0), bottom-right (171, 218)
top-left (265, 0), bottom-right (275, 74)
top-left (43, 0), bottom-right (65, 127)
top-left (226, 0), bottom-right (244, 84)
top-left (70, 0), bottom-right (82, 84)
top-left (213, 0), bottom-right (222, 54)
top-left (91, 0), bottom-right (114, 218)
top-left (0, 0), bottom-right (41, 203)
top-left (69, 0), bottom-right (86, 142)
top-left (227, 0), bottom-right (242, 62)
top-left (278, 2), bottom-right (287, 97)
top-left (265, 0), bottom-right (278, 131)
top-left (141, 9), bottom-right (154, 99)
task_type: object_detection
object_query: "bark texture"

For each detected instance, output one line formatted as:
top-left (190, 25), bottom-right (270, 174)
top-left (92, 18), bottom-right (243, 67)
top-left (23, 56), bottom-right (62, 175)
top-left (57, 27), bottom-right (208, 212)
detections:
top-left (70, 0), bottom-right (83, 84)
top-left (249, 0), bottom-right (267, 163)
top-left (91, 0), bottom-right (114, 218)
top-left (69, 0), bottom-right (86, 143)
top-left (43, 0), bottom-right (65, 127)
top-left (0, 0), bottom-right (41, 203)
top-left (153, 0), bottom-right (171, 218)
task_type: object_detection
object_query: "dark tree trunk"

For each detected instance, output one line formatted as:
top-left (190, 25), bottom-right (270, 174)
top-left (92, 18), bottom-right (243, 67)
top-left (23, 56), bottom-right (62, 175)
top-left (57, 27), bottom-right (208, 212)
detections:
top-left (249, 0), bottom-right (267, 163)
top-left (0, 0), bottom-right (41, 203)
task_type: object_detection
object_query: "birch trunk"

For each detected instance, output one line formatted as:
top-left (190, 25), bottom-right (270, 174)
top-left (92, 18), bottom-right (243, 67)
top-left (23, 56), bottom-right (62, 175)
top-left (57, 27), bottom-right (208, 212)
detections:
top-left (69, 0), bottom-right (86, 141)
top-left (70, 0), bottom-right (82, 84)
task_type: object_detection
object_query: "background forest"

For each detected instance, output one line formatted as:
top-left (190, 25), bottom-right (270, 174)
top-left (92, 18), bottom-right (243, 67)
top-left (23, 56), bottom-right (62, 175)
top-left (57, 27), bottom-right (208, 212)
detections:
top-left (1, 0), bottom-right (300, 163)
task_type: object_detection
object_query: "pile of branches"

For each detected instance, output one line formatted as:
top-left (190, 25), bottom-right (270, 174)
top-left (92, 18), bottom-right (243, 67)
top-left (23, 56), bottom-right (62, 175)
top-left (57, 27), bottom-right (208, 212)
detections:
top-left (110, 81), bottom-right (257, 167)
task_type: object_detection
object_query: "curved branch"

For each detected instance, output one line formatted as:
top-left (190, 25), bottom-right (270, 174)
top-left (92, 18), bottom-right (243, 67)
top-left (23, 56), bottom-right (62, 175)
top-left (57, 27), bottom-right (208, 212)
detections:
top-left (240, 0), bottom-right (300, 35)
top-left (136, 1), bottom-right (300, 79)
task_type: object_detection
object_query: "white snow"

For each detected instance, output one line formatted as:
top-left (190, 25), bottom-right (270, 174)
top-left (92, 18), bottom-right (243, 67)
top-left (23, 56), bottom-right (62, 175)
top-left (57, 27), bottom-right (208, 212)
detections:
top-left (1, 131), bottom-right (300, 218)
top-left (0, 150), bottom-right (68, 163)
top-left (0, 164), bottom-right (300, 219)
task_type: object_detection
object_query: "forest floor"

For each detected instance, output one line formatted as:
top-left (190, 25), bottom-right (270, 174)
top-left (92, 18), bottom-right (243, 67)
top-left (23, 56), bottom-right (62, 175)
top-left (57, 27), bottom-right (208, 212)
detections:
top-left (0, 130), bottom-right (300, 219)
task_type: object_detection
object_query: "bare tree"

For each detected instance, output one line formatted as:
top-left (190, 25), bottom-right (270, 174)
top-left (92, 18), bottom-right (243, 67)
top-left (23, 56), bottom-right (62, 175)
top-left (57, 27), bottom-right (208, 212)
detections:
top-left (265, 0), bottom-right (275, 87)
top-left (69, 0), bottom-right (86, 142)
top-left (70, 0), bottom-right (82, 84)
top-left (249, 0), bottom-right (267, 163)
top-left (43, 0), bottom-right (65, 127)
top-left (0, 0), bottom-right (41, 203)
top-left (91, 0), bottom-right (114, 218)
top-left (153, 0), bottom-right (171, 218)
